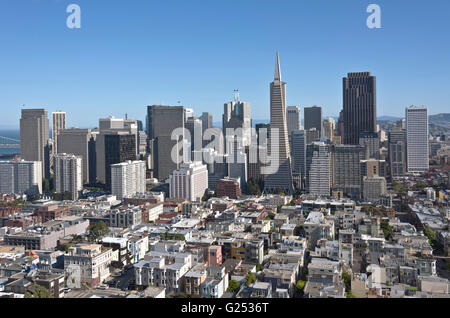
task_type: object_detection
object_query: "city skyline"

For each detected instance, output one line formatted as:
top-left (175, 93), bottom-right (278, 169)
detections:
top-left (1, 0), bottom-right (450, 129)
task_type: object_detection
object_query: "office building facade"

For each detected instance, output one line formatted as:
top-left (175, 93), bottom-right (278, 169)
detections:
top-left (287, 106), bottom-right (301, 135)
top-left (406, 106), bottom-right (429, 173)
top-left (20, 108), bottom-right (50, 179)
top-left (52, 111), bottom-right (66, 154)
top-left (304, 106), bottom-right (322, 137)
top-left (147, 105), bottom-right (185, 182)
top-left (343, 72), bottom-right (377, 145)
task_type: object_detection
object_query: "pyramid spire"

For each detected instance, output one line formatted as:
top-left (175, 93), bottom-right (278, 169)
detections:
top-left (274, 52), bottom-right (281, 82)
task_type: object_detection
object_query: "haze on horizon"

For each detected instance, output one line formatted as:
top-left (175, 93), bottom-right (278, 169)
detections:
top-left (0, 0), bottom-right (449, 129)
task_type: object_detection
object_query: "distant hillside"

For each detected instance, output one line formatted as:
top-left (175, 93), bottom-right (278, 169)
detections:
top-left (429, 113), bottom-right (450, 123)
top-left (377, 116), bottom-right (402, 122)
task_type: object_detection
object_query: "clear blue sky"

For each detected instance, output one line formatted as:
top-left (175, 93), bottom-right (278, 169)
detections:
top-left (0, 0), bottom-right (449, 129)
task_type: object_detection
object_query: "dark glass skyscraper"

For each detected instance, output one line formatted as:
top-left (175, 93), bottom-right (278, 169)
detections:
top-left (343, 72), bottom-right (377, 145)
top-left (104, 134), bottom-right (136, 190)
top-left (304, 106), bottom-right (322, 137)
top-left (147, 105), bottom-right (185, 181)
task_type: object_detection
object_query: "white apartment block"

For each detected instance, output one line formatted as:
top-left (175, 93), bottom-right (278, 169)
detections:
top-left (169, 161), bottom-right (208, 202)
top-left (134, 251), bottom-right (193, 293)
top-left (64, 244), bottom-right (113, 288)
top-left (111, 160), bottom-right (146, 200)
top-left (109, 207), bottom-right (142, 228)
top-left (54, 153), bottom-right (83, 200)
top-left (406, 106), bottom-right (429, 173)
top-left (0, 160), bottom-right (42, 196)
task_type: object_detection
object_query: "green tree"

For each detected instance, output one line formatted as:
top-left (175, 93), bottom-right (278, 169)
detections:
top-left (423, 225), bottom-right (443, 251)
top-left (380, 220), bottom-right (393, 240)
top-left (25, 284), bottom-right (52, 298)
top-left (256, 264), bottom-right (262, 272)
top-left (296, 280), bottom-right (306, 292)
top-left (65, 244), bottom-right (73, 254)
top-left (342, 271), bottom-right (352, 292)
top-left (245, 273), bottom-right (256, 286)
top-left (88, 221), bottom-right (110, 242)
top-left (227, 280), bottom-right (241, 293)
top-left (346, 291), bottom-right (357, 298)
top-left (246, 178), bottom-right (263, 195)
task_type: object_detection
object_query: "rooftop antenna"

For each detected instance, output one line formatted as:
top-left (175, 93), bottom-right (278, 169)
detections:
top-left (233, 89), bottom-right (240, 103)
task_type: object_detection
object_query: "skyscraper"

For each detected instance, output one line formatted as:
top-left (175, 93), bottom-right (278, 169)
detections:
top-left (406, 106), bottom-right (429, 173)
top-left (104, 134), bottom-right (136, 189)
top-left (306, 141), bottom-right (331, 196)
top-left (96, 116), bottom-right (138, 183)
top-left (147, 105), bottom-right (185, 181)
top-left (291, 130), bottom-right (306, 188)
top-left (227, 139), bottom-right (248, 191)
top-left (287, 106), bottom-right (301, 135)
top-left (343, 72), bottom-right (377, 145)
top-left (52, 111), bottom-right (66, 154)
top-left (58, 129), bottom-right (93, 184)
top-left (20, 108), bottom-right (50, 179)
top-left (263, 53), bottom-right (294, 194)
top-left (291, 130), bottom-right (306, 179)
top-left (200, 112), bottom-right (213, 134)
top-left (222, 95), bottom-right (251, 154)
top-left (331, 145), bottom-right (365, 198)
top-left (359, 132), bottom-right (380, 160)
top-left (304, 106), bottom-right (322, 137)
top-left (323, 117), bottom-right (335, 142)
top-left (185, 116), bottom-right (203, 162)
top-left (388, 129), bottom-right (406, 178)
top-left (54, 153), bottom-right (83, 200)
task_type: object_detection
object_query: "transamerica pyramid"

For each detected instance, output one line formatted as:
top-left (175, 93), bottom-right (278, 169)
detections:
top-left (263, 52), bottom-right (294, 194)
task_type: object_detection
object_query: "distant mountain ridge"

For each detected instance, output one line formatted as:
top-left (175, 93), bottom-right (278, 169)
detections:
top-left (429, 113), bottom-right (450, 123)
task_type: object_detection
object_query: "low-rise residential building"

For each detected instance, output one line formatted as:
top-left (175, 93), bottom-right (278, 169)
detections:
top-left (64, 244), bottom-right (113, 288)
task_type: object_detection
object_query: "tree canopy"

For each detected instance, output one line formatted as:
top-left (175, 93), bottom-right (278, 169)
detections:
top-left (25, 285), bottom-right (52, 298)
top-left (227, 280), bottom-right (241, 293)
top-left (88, 221), bottom-right (110, 242)
top-left (245, 273), bottom-right (256, 286)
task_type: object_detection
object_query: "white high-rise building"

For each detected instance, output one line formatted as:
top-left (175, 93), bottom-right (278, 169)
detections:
top-left (0, 160), bottom-right (42, 196)
top-left (169, 161), bottom-right (208, 202)
top-left (406, 106), bottom-right (429, 173)
top-left (306, 141), bottom-right (330, 196)
top-left (287, 106), bottom-right (301, 135)
top-left (111, 160), bottom-right (146, 200)
top-left (54, 153), bottom-right (83, 200)
top-left (52, 111), bottom-right (66, 154)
